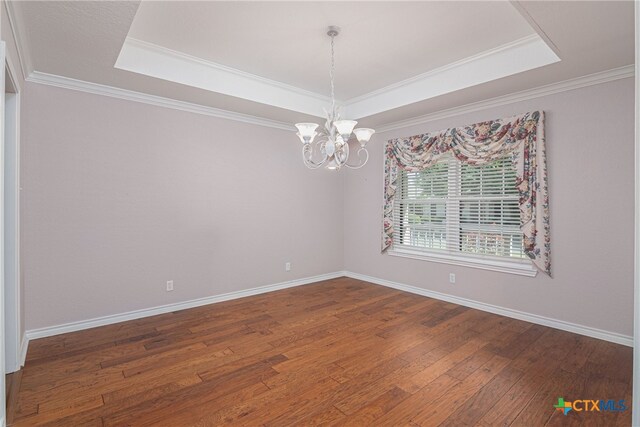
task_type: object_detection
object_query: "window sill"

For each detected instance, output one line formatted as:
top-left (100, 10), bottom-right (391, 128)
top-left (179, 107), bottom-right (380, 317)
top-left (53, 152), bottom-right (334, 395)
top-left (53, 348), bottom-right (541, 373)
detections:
top-left (387, 247), bottom-right (538, 277)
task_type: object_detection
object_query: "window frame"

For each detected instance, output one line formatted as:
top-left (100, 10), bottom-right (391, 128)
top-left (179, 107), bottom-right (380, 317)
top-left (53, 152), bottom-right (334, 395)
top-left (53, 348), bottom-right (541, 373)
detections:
top-left (388, 154), bottom-right (537, 277)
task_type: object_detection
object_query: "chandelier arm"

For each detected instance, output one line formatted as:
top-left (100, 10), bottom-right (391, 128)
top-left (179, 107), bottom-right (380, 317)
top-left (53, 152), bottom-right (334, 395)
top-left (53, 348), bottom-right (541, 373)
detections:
top-left (343, 146), bottom-right (370, 169)
top-left (303, 157), bottom-right (326, 169)
top-left (302, 141), bottom-right (328, 169)
top-left (302, 151), bottom-right (326, 169)
top-left (333, 141), bottom-right (349, 168)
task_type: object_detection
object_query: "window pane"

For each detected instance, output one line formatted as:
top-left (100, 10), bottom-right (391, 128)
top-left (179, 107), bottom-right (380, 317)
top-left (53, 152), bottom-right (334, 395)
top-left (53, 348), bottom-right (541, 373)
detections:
top-left (461, 158), bottom-right (518, 196)
top-left (394, 156), bottom-right (525, 260)
top-left (460, 200), bottom-right (520, 226)
top-left (458, 158), bottom-right (524, 258)
top-left (396, 159), bottom-right (449, 252)
top-left (404, 162), bottom-right (449, 198)
top-left (460, 229), bottom-right (524, 258)
top-left (406, 203), bottom-right (446, 225)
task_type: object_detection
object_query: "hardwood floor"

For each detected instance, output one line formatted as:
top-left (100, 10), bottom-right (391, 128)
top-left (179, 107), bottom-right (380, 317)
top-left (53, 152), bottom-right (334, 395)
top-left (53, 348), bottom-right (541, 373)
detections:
top-left (11, 277), bottom-right (632, 426)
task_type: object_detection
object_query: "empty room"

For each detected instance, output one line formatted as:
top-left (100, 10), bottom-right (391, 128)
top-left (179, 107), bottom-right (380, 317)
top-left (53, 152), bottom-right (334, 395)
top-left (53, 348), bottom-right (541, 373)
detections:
top-left (0, 0), bottom-right (637, 426)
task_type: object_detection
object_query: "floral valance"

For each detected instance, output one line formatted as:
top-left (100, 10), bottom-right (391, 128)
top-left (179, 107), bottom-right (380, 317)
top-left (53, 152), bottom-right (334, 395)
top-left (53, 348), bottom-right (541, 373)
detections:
top-left (382, 111), bottom-right (550, 276)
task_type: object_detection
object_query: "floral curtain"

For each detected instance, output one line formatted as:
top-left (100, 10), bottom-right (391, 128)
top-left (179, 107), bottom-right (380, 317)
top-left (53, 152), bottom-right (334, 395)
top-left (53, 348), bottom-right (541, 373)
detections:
top-left (382, 111), bottom-right (550, 276)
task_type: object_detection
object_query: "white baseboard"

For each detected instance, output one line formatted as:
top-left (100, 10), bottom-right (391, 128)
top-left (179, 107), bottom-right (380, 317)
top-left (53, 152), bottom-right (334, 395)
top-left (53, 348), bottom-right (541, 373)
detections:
top-left (343, 271), bottom-right (633, 347)
top-left (23, 270), bottom-right (632, 350)
top-left (24, 271), bottom-right (345, 342)
top-left (19, 334), bottom-right (28, 368)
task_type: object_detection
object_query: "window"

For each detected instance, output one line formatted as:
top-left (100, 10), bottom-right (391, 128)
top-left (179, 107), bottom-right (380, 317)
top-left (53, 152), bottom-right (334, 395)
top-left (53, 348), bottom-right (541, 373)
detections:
top-left (390, 154), bottom-right (536, 276)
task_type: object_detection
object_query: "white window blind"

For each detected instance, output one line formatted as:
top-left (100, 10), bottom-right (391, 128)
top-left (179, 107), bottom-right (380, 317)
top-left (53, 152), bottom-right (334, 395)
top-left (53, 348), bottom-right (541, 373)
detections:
top-left (393, 154), bottom-right (525, 261)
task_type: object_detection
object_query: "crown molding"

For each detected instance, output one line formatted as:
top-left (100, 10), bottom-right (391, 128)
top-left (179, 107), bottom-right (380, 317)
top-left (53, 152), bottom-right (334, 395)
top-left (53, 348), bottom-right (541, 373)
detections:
top-left (509, 1), bottom-right (560, 58)
top-left (116, 37), bottom-right (333, 118)
top-left (348, 34), bottom-right (538, 106)
top-left (2, 2), bottom-right (633, 134)
top-left (26, 71), bottom-right (295, 131)
top-left (24, 64), bottom-right (634, 135)
top-left (5, 47), bottom-right (22, 93)
top-left (344, 34), bottom-right (560, 119)
top-left (4, 0), bottom-right (33, 81)
top-left (124, 37), bottom-right (333, 104)
top-left (376, 64), bottom-right (635, 133)
top-left (118, 34), bottom-right (558, 121)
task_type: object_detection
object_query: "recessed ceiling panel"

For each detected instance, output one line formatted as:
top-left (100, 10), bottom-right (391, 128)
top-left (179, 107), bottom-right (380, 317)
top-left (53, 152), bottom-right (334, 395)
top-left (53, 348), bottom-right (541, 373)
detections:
top-left (125, 1), bottom-right (537, 99)
top-left (115, 1), bottom-right (559, 118)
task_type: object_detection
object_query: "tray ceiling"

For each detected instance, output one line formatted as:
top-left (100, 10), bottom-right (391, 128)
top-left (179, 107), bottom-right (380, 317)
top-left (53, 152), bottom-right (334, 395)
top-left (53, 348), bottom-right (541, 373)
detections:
top-left (8, 1), bottom-right (635, 127)
top-left (116, 1), bottom-right (559, 118)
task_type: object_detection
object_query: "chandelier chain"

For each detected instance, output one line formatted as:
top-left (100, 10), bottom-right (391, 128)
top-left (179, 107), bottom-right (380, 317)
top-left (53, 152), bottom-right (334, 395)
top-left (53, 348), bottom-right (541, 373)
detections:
top-left (329, 34), bottom-right (335, 110)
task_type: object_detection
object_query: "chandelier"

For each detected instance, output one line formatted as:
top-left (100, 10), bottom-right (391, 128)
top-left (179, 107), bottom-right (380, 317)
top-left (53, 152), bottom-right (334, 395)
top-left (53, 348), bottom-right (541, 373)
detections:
top-left (295, 26), bottom-right (375, 170)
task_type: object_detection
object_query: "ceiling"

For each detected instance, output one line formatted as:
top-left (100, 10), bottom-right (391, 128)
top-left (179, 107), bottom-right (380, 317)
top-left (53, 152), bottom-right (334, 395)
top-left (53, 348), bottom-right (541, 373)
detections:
top-left (126, 1), bottom-right (536, 99)
top-left (9, 1), bottom-right (635, 128)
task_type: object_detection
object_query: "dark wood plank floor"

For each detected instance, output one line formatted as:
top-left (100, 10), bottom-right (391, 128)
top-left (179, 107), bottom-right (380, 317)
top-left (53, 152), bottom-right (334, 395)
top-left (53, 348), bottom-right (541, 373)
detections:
top-left (10, 277), bottom-right (632, 426)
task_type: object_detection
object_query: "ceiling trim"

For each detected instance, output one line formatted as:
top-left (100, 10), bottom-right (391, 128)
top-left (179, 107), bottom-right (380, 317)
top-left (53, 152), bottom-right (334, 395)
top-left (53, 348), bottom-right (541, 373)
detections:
top-left (4, 0), bottom-right (33, 81)
top-left (5, 46), bottom-right (22, 93)
top-left (115, 37), bottom-right (333, 118)
top-left (375, 64), bottom-right (634, 133)
top-left (117, 34), bottom-right (559, 121)
top-left (24, 65), bottom-right (633, 135)
top-left (510, 1), bottom-right (560, 58)
top-left (26, 71), bottom-right (294, 131)
top-left (344, 34), bottom-right (560, 119)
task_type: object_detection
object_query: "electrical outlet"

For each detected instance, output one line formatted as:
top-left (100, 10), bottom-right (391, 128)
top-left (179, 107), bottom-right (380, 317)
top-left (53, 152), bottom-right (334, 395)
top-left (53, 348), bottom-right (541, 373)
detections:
top-left (449, 273), bottom-right (456, 284)
top-left (166, 280), bottom-right (174, 292)
top-left (285, 262), bottom-right (291, 272)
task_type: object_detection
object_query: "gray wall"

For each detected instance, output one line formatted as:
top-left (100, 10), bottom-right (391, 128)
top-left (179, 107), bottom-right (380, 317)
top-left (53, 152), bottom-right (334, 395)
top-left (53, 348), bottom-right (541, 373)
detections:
top-left (21, 82), bottom-right (344, 330)
top-left (21, 77), bottom-right (635, 339)
top-left (343, 77), bottom-right (635, 337)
